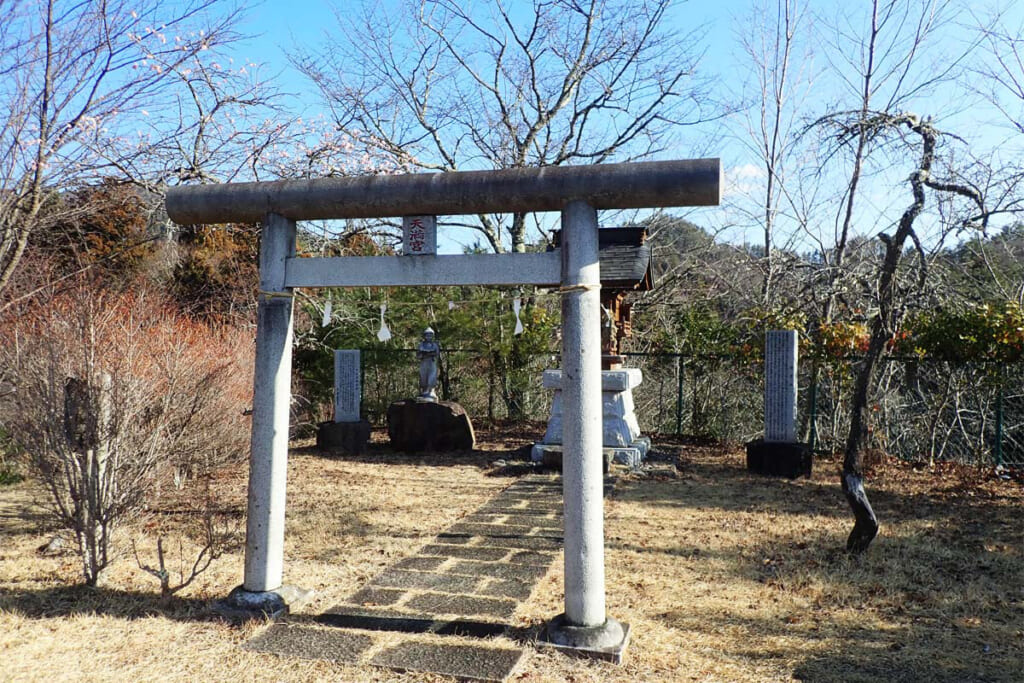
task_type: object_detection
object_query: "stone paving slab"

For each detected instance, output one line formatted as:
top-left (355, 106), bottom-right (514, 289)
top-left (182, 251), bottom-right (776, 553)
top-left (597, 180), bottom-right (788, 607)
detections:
top-left (348, 586), bottom-right (406, 607)
top-left (432, 532), bottom-right (474, 544)
top-left (447, 522), bottom-right (535, 536)
top-left (477, 507), bottom-right (562, 517)
top-left (419, 544), bottom-right (510, 561)
top-left (392, 556), bottom-right (448, 571)
top-left (508, 550), bottom-right (557, 566)
top-left (370, 641), bottom-right (524, 682)
top-left (447, 559), bottom-right (550, 582)
top-left (476, 578), bottom-right (536, 600)
top-left (317, 606), bottom-right (440, 634)
top-left (373, 569), bottom-right (483, 593)
top-left (245, 623), bottom-right (372, 663)
top-left (318, 604), bottom-right (511, 639)
top-left (463, 513), bottom-right (563, 530)
top-left (432, 620), bottom-right (512, 638)
top-left (404, 592), bottom-right (518, 618)
top-left (452, 533), bottom-right (563, 550)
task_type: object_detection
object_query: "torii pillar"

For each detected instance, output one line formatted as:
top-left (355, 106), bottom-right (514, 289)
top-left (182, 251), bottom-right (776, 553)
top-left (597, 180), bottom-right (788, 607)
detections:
top-left (165, 159), bottom-right (721, 659)
top-left (542, 199), bottom-right (627, 656)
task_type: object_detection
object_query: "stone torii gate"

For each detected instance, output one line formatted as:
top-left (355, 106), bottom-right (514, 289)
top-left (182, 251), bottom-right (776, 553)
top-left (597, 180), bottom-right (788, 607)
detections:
top-left (165, 158), bottom-right (720, 659)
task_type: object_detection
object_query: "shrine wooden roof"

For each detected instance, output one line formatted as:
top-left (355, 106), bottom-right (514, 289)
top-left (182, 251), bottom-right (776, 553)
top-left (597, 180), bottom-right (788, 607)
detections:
top-left (550, 226), bottom-right (653, 291)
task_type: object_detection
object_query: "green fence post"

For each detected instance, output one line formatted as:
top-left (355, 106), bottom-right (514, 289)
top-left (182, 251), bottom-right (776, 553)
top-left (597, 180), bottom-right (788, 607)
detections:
top-left (994, 362), bottom-right (1004, 467)
top-left (676, 355), bottom-right (684, 436)
top-left (808, 371), bottom-right (818, 453)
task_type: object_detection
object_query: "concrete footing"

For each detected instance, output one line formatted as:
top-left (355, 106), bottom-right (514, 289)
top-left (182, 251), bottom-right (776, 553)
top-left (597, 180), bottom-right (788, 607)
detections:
top-left (746, 439), bottom-right (812, 479)
top-left (316, 420), bottom-right (371, 454)
top-left (213, 584), bottom-right (314, 623)
top-left (539, 614), bottom-right (631, 664)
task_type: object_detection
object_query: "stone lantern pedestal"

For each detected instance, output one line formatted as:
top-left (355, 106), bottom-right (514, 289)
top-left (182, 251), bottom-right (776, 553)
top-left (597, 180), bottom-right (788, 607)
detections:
top-left (532, 368), bottom-right (649, 469)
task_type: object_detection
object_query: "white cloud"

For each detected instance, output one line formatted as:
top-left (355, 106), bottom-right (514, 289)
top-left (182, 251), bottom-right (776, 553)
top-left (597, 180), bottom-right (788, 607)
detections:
top-left (724, 163), bottom-right (764, 197)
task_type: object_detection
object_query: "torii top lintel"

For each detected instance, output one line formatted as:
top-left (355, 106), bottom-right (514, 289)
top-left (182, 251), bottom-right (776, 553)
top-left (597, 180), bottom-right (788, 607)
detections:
top-left (164, 158), bottom-right (721, 225)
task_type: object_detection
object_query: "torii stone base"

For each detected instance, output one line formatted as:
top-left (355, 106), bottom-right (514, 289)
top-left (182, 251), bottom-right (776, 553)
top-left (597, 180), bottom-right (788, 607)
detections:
top-left (213, 584), bottom-right (314, 623)
top-left (540, 614), bottom-right (631, 664)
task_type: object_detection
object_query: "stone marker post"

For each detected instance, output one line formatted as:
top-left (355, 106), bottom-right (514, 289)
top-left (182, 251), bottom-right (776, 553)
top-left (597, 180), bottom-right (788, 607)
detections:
top-left (334, 350), bottom-right (361, 422)
top-left (746, 329), bottom-right (811, 478)
top-left (765, 330), bottom-right (798, 442)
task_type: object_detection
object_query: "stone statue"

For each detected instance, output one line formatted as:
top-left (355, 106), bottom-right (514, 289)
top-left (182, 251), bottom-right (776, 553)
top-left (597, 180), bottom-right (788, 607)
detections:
top-left (416, 327), bottom-right (440, 401)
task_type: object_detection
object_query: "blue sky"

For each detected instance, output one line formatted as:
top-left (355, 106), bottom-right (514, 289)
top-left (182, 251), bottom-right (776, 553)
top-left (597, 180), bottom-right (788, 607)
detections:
top-left (223, 0), bottom-right (1024, 252)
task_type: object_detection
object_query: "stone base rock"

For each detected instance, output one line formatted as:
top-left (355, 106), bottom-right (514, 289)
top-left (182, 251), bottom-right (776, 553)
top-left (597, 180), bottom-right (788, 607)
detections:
top-left (387, 399), bottom-right (475, 452)
top-left (746, 439), bottom-right (812, 479)
top-left (531, 437), bottom-right (649, 471)
top-left (316, 420), bottom-right (371, 454)
top-left (213, 584), bottom-right (314, 623)
top-left (539, 614), bottom-right (631, 664)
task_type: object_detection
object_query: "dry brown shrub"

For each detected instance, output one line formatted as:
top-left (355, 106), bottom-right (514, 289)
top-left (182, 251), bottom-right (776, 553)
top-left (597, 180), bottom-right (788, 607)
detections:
top-left (0, 279), bottom-right (253, 585)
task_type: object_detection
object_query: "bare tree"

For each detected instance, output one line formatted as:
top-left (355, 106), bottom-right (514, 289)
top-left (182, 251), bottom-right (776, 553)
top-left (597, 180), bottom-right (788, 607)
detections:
top-left (132, 488), bottom-right (239, 602)
top-left (103, 50), bottom-right (297, 194)
top-left (734, 0), bottom-right (815, 306)
top-left (973, 11), bottom-right (1024, 135)
top-left (817, 112), bottom-right (988, 551)
top-left (292, 0), bottom-right (718, 252)
top-left (803, 0), bottom-right (1000, 551)
top-left (813, 0), bottom-right (969, 324)
top-left (0, 0), bottom-right (249, 299)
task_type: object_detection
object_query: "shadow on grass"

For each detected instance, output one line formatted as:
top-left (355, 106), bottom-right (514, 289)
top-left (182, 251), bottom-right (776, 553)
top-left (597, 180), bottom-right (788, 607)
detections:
top-left (293, 442), bottom-right (533, 468)
top-left (616, 457), bottom-right (850, 519)
top-left (618, 447), bottom-right (1020, 537)
top-left (612, 450), bottom-right (1020, 580)
top-left (657, 607), bottom-right (1021, 683)
top-left (613, 448), bottom-right (1021, 682)
top-left (0, 584), bottom-right (218, 622)
top-left (0, 505), bottom-right (51, 534)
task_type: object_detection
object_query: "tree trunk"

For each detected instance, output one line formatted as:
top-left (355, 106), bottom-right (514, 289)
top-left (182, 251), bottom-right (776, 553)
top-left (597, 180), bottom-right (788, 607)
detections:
top-left (842, 344), bottom-right (882, 552)
top-left (840, 114), bottom-right (936, 553)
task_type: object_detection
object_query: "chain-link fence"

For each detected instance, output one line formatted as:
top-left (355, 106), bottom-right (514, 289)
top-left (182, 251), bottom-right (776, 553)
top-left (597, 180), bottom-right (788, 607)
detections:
top-left (342, 348), bottom-right (1023, 468)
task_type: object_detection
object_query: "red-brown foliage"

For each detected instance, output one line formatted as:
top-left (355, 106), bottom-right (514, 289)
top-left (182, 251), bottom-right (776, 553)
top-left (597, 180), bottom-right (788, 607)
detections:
top-left (0, 279), bottom-right (253, 584)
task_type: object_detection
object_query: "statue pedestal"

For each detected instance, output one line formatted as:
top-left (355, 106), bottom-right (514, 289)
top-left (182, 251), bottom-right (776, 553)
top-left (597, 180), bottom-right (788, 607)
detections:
top-left (532, 369), bottom-right (649, 469)
top-left (387, 399), bottom-right (475, 452)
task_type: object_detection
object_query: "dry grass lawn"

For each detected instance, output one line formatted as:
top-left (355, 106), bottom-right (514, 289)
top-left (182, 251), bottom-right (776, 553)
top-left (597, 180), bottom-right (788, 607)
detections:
top-left (1, 425), bottom-right (1021, 682)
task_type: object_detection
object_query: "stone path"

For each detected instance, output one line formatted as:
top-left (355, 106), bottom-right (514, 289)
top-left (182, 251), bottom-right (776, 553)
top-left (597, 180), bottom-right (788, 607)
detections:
top-left (246, 474), bottom-right (564, 682)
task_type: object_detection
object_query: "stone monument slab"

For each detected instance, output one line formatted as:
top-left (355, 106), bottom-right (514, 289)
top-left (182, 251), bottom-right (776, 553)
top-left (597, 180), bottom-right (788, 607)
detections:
top-left (317, 349), bottom-right (371, 454)
top-left (764, 330), bottom-right (797, 442)
top-left (747, 330), bottom-right (811, 478)
top-left (334, 349), bottom-right (361, 422)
